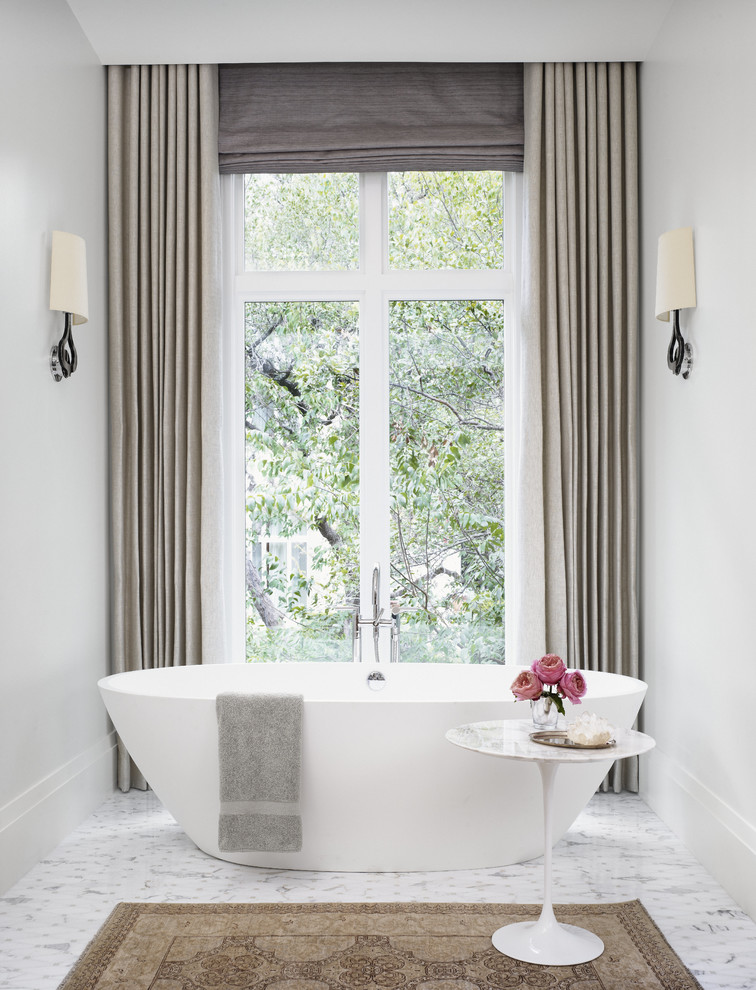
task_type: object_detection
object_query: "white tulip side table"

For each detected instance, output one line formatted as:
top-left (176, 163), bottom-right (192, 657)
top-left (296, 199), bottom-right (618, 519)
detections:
top-left (446, 719), bottom-right (655, 966)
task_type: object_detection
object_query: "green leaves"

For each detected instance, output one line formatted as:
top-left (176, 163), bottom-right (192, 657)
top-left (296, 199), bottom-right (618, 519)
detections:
top-left (388, 172), bottom-right (504, 271)
top-left (243, 173), bottom-right (507, 659)
top-left (244, 173), bottom-right (359, 271)
top-left (388, 298), bottom-right (505, 632)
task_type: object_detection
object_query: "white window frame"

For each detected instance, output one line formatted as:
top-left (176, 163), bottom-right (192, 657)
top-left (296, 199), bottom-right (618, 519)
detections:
top-left (221, 171), bottom-right (522, 663)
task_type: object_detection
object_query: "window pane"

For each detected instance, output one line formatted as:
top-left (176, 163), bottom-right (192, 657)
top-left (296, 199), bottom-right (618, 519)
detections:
top-left (245, 301), bottom-right (360, 661)
top-left (389, 299), bottom-right (505, 662)
top-left (388, 172), bottom-right (503, 270)
top-left (244, 174), bottom-right (359, 271)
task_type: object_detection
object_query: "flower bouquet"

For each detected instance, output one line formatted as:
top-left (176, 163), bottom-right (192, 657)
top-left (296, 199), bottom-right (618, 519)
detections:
top-left (510, 653), bottom-right (587, 728)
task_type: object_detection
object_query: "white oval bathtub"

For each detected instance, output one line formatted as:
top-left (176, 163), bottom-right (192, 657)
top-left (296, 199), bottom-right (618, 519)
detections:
top-left (98, 662), bottom-right (646, 872)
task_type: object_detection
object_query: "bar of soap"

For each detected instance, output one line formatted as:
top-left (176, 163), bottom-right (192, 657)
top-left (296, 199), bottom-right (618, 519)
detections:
top-left (567, 711), bottom-right (613, 746)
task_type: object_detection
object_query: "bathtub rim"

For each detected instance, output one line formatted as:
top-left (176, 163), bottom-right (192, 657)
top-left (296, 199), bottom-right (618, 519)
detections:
top-left (98, 661), bottom-right (647, 704)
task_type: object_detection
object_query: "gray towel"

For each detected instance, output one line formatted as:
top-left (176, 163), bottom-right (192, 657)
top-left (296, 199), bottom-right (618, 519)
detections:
top-left (216, 692), bottom-right (303, 853)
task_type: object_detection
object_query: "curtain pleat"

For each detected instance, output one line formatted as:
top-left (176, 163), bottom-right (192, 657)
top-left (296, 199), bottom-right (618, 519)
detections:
top-left (518, 63), bottom-right (639, 791)
top-left (108, 64), bottom-right (225, 791)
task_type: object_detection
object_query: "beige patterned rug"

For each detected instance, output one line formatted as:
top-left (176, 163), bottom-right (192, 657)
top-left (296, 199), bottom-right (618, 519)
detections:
top-left (58, 901), bottom-right (702, 989)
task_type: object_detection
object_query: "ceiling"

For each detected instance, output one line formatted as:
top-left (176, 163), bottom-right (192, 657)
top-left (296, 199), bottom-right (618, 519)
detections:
top-left (65, 0), bottom-right (674, 66)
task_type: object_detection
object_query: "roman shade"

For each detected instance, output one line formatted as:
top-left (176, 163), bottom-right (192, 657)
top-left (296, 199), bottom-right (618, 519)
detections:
top-left (218, 62), bottom-right (523, 173)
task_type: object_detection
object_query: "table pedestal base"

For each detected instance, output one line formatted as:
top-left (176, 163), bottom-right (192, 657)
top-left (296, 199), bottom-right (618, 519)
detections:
top-left (489, 761), bottom-right (605, 966)
top-left (492, 918), bottom-right (604, 966)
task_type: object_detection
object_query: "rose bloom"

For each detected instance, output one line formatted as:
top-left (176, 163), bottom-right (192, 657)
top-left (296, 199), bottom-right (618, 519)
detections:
top-left (511, 669), bottom-right (544, 701)
top-left (531, 653), bottom-right (566, 685)
top-left (559, 669), bottom-right (587, 704)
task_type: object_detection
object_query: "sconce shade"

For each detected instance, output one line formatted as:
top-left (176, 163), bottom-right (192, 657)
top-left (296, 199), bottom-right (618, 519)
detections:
top-left (655, 226), bottom-right (696, 323)
top-left (49, 230), bottom-right (88, 325)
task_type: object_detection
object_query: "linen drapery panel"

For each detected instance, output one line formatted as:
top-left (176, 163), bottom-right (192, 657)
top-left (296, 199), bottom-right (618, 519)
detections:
top-left (108, 64), bottom-right (225, 791)
top-left (518, 63), bottom-right (639, 791)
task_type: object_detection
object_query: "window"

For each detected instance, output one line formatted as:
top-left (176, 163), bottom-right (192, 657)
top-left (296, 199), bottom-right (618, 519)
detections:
top-left (222, 171), bottom-right (520, 663)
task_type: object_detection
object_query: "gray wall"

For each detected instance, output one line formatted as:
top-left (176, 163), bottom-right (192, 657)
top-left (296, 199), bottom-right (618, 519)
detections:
top-left (639, 0), bottom-right (756, 919)
top-left (0, 0), bottom-right (113, 892)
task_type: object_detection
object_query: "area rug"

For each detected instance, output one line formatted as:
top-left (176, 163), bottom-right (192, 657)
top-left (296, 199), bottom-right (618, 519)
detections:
top-left (58, 900), bottom-right (703, 990)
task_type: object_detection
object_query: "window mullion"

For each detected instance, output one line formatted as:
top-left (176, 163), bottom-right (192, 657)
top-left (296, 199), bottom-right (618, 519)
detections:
top-left (359, 174), bottom-right (391, 652)
top-left (234, 272), bottom-right (366, 300)
top-left (375, 270), bottom-right (513, 300)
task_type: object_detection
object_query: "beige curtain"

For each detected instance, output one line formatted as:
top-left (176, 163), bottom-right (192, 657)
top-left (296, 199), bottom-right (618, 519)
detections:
top-left (518, 63), bottom-right (639, 791)
top-left (108, 64), bottom-right (225, 790)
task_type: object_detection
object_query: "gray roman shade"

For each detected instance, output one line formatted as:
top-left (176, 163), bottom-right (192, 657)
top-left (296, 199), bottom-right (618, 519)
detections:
top-left (218, 62), bottom-right (523, 173)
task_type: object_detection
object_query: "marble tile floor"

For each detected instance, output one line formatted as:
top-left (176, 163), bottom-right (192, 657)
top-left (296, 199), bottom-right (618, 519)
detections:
top-left (1, 789), bottom-right (755, 990)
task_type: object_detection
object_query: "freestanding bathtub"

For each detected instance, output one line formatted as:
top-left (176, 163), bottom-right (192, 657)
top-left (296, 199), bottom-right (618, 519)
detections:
top-left (98, 662), bottom-right (646, 872)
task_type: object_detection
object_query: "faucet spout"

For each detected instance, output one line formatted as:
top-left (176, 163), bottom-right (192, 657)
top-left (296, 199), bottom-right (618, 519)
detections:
top-left (371, 562), bottom-right (380, 621)
top-left (371, 563), bottom-right (382, 663)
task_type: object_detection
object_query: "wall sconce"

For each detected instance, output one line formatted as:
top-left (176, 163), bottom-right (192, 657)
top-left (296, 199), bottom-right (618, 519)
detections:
top-left (655, 226), bottom-right (697, 379)
top-left (49, 230), bottom-right (89, 382)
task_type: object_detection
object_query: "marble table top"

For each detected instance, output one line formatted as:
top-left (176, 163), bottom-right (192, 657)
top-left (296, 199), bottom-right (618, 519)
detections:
top-left (446, 719), bottom-right (655, 764)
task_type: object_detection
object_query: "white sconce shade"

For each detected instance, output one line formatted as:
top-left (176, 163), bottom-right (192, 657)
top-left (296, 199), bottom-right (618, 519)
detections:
top-left (48, 230), bottom-right (89, 381)
top-left (49, 230), bottom-right (88, 325)
top-left (655, 226), bottom-right (696, 323)
top-left (655, 226), bottom-right (696, 378)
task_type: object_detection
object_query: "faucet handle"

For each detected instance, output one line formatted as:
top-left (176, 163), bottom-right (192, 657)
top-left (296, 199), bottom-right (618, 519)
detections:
top-left (390, 602), bottom-right (426, 618)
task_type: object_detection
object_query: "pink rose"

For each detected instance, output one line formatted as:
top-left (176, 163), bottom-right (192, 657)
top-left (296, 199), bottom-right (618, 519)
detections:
top-left (511, 669), bottom-right (544, 701)
top-left (531, 653), bottom-right (566, 685)
top-left (559, 669), bottom-right (587, 704)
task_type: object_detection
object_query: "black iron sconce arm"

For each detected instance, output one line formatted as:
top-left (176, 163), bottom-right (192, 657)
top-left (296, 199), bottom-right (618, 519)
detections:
top-left (667, 309), bottom-right (692, 380)
top-left (51, 312), bottom-right (78, 382)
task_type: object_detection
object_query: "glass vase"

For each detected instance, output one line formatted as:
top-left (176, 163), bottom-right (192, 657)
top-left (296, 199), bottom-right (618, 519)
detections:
top-left (530, 695), bottom-right (559, 730)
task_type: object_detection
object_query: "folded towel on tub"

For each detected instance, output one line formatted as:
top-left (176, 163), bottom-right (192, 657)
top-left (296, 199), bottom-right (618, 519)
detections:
top-left (216, 692), bottom-right (304, 853)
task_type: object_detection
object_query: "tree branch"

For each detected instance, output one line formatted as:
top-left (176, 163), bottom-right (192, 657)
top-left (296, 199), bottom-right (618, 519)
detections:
top-left (245, 556), bottom-right (285, 628)
top-left (316, 516), bottom-right (344, 550)
top-left (389, 380), bottom-right (504, 432)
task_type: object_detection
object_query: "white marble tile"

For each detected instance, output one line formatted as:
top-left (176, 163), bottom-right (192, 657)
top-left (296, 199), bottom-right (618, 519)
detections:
top-left (1, 790), bottom-right (754, 989)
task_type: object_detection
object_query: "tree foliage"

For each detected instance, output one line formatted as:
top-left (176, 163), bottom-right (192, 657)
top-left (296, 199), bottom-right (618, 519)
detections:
top-left (244, 172), bottom-right (505, 663)
top-left (244, 173), bottom-right (359, 271)
top-left (389, 172), bottom-right (504, 270)
top-left (389, 299), bottom-right (504, 640)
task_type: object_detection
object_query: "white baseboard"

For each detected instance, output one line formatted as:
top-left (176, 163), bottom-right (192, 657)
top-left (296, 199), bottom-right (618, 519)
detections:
top-left (642, 747), bottom-right (756, 922)
top-left (0, 732), bottom-right (117, 895)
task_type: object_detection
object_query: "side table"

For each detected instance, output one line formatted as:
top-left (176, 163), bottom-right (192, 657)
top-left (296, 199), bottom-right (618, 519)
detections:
top-left (446, 719), bottom-right (655, 966)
